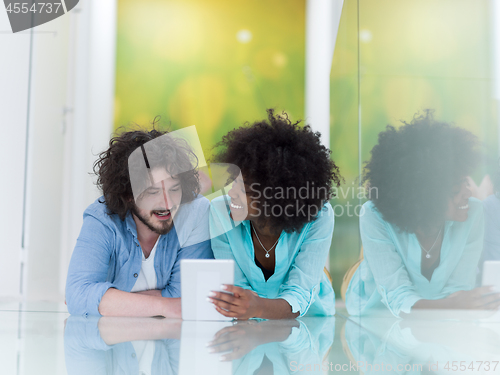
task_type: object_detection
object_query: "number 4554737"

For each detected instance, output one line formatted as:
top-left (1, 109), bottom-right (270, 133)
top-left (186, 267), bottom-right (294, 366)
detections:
top-left (5, 3), bottom-right (62, 14)
top-left (443, 361), bottom-right (499, 372)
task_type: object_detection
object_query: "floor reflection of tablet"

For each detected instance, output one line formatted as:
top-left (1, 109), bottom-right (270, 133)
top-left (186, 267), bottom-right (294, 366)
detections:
top-left (480, 261), bottom-right (500, 322)
top-left (181, 259), bottom-right (235, 321)
top-left (178, 321), bottom-right (233, 375)
top-left (482, 261), bottom-right (500, 292)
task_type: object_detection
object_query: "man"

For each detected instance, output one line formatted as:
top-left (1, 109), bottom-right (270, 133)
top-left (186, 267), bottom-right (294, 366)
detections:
top-left (66, 128), bottom-right (213, 317)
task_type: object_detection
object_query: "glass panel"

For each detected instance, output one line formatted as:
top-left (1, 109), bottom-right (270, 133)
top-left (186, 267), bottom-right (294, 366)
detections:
top-left (336, 0), bottom-right (500, 318)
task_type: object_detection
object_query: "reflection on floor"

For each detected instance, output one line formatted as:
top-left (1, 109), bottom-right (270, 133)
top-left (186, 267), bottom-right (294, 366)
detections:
top-left (3, 302), bottom-right (500, 374)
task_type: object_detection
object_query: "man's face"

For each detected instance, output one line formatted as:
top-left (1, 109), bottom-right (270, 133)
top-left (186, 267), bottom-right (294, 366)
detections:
top-left (132, 168), bottom-right (182, 235)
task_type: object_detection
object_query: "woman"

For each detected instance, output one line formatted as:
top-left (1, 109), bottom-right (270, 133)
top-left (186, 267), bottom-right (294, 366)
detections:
top-left (208, 109), bottom-right (343, 319)
top-left (344, 112), bottom-right (497, 317)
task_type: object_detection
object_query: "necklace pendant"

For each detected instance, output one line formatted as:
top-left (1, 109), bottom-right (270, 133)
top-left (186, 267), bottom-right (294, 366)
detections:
top-left (426, 254), bottom-right (431, 259)
top-left (265, 253), bottom-right (270, 258)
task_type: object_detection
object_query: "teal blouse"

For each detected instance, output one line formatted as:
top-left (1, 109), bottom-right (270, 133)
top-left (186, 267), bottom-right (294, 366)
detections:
top-left (346, 198), bottom-right (484, 317)
top-left (209, 196), bottom-right (335, 317)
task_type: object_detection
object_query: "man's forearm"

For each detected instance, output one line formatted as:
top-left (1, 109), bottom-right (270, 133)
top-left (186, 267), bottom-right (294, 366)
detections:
top-left (98, 317), bottom-right (182, 345)
top-left (134, 289), bottom-right (163, 297)
top-left (98, 288), bottom-right (181, 318)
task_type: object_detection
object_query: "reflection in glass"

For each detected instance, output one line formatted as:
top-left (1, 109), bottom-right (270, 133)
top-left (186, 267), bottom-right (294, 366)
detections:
top-left (343, 113), bottom-right (492, 317)
top-left (64, 316), bottom-right (182, 375)
top-left (64, 315), bottom-right (334, 375)
top-left (198, 317), bottom-right (335, 374)
top-left (482, 166), bottom-right (500, 275)
top-left (342, 314), bottom-right (500, 374)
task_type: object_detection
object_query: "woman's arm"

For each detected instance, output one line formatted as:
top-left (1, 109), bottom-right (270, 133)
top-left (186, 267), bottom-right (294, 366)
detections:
top-left (275, 203), bottom-right (335, 316)
top-left (411, 286), bottom-right (500, 311)
top-left (209, 285), bottom-right (299, 319)
top-left (353, 203), bottom-right (423, 317)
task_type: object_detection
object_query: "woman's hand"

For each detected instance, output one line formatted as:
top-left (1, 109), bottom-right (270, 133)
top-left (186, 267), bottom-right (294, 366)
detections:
top-left (208, 285), bottom-right (263, 320)
top-left (413, 286), bottom-right (500, 311)
top-left (206, 319), bottom-right (300, 361)
top-left (445, 286), bottom-right (500, 310)
top-left (206, 321), bottom-right (262, 360)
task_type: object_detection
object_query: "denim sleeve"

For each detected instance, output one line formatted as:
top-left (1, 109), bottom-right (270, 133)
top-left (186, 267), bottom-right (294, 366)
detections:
top-left (277, 204), bottom-right (334, 317)
top-left (161, 240), bottom-right (214, 298)
top-left (64, 316), bottom-right (113, 375)
top-left (66, 215), bottom-right (117, 316)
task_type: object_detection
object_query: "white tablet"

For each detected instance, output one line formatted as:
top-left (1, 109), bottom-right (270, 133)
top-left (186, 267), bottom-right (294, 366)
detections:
top-left (181, 259), bottom-right (235, 321)
top-left (482, 261), bottom-right (500, 291)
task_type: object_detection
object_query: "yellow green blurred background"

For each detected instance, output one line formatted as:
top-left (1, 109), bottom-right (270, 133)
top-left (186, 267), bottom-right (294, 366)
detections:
top-left (115, 0), bottom-right (498, 295)
top-left (114, 0), bottom-right (305, 154)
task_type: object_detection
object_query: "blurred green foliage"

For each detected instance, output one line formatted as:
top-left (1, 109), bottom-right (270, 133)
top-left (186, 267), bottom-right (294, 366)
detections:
top-left (115, 0), bottom-right (305, 156)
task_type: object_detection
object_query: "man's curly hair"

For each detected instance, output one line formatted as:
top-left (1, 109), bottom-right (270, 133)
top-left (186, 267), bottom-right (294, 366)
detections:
top-left (211, 109), bottom-right (343, 233)
top-left (94, 126), bottom-right (200, 220)
top-left (363, 111), bottom-right (480, 234)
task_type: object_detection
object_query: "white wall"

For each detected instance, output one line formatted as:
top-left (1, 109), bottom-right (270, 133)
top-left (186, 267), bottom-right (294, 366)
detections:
top-left (57, 0), bottom-right (117, 298)
top-left (0, 2), bottom-right (31, 299)
top-left (0, 0), bottom-right (116, 302)
top-left (305, 0), bottom-right (344, 147)
top-left (23, 11), bottom-right (71, 302)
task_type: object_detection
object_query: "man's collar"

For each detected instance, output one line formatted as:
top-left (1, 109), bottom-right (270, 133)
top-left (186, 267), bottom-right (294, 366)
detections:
top-left (125, 211), bottom-right (138, 238)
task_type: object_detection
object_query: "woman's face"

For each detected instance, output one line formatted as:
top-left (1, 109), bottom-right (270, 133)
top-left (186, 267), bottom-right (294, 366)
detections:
top-left (227, 176), bottom-right (259, 222)
top-left (445, 178), bottom-right (472, 222)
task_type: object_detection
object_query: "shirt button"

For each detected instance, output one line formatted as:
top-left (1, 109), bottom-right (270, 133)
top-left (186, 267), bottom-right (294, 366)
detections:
top-left (136, 243), bottom-right (139, 247)
top-left (131, 353), bottom-right (136, 358)
top-left (134, 273), bottom-right (138, 278)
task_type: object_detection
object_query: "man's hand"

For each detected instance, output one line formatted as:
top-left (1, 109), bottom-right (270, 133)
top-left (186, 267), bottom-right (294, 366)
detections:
top-left (208, 285), bottom-right (262, 320)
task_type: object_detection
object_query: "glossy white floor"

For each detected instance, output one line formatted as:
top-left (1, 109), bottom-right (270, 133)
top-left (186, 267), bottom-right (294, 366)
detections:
top-left (3, 302), bottom-right (500, 374)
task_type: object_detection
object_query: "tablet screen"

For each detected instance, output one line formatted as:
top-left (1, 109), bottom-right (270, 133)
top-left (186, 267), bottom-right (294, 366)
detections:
top-left (181, 259), bottom-right (235, 321)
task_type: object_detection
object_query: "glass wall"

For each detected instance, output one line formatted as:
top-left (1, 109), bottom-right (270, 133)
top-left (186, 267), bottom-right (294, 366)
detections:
top-left (334, 0), bottom-right (499, 309)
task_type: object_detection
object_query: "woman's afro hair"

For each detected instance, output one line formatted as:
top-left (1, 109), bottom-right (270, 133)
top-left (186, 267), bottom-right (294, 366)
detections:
top-left (212, 109), bottom-right (343, 233)
top-left (363, 111), bottom-right (480, 233)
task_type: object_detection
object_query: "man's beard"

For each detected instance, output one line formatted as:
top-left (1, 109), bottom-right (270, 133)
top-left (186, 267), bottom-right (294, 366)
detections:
top-left (131, 205), bottom-right (174, 235)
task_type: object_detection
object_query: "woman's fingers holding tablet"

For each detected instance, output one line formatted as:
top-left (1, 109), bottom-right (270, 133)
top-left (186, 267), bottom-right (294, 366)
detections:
top-left (208, 291), bottom-right (238, 310)
top-left (214, 305), bottom-right (240, 318)
top-left (209, 285), bottom-right (262, 319)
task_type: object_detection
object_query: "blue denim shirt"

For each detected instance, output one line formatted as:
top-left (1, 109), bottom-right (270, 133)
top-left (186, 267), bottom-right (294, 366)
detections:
top-left (66, 196), bottom-right (213, 316)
